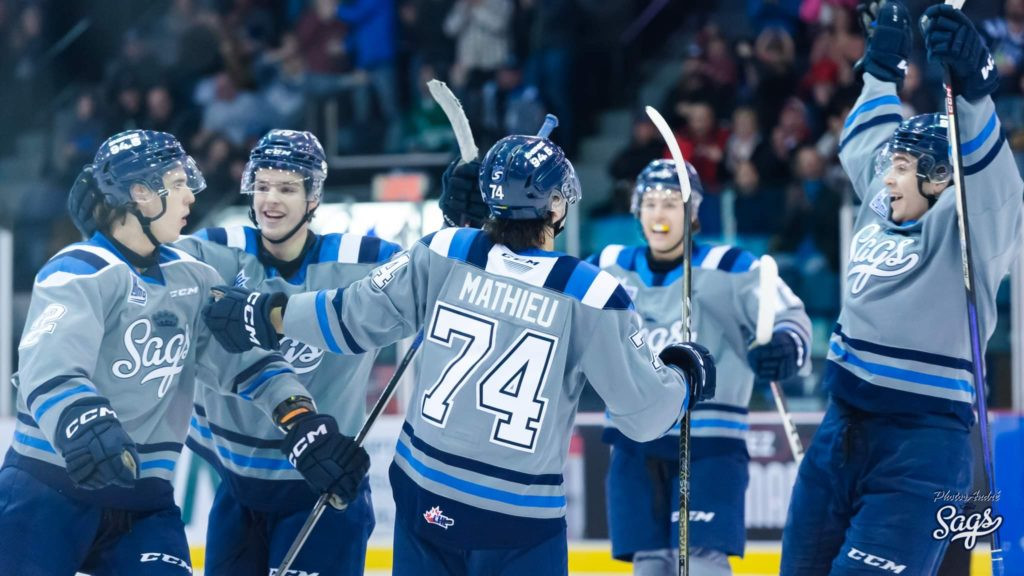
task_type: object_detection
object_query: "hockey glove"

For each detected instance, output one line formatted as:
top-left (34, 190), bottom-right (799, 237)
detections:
top-left (659, 342), bottom-right (716, 410)
top-left (54, 399), bottom-right (139, 490)
top-left (921, 4), bottom-right (999, 101)
top-left (202, 286), bottom-right (286, 353)
top-left (855, 0), bottom-right (912, 87)
top-left (67, 165), bottom-right (100, 238)
top-left (440, 158), bottom-right (489, 228)
top-left (747, 331), bottom-right (802, 381)
top-left (282, 412), bottom-right (370, 509)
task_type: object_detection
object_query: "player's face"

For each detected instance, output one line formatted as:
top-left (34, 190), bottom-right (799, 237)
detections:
top-left (136, 165), bottom-right (196, 243)
top-left (639, 189), bottom-right (686, 257)
top-left (251, 168), bottom-right (315, 240)
top-left (885, 152), bottom-right (930, 223)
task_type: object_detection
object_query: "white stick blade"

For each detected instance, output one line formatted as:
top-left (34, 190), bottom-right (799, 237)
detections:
top-left (755, 255), bottom-right (779, 346)
top-left (644, 105), bottom-right (692, 203)
top-left (427, 79), bottom-right (478, 162)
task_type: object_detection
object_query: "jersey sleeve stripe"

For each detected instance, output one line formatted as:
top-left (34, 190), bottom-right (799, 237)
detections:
top-left (465, 231), bottom-right (493, 268)
top-left (33, 384), bottom-right (97, 421)
top-left (447, 228), bottom-right (477, 261)
top-left (717, 247), bottom-right (742, 271)
top-left (838, 114), bottom-right (903, 153)
top-left (834, 324), bottom-right (971, 370)
top-left (427, 228), bottom-right (456, 256)
top-left (357, 236), bottom-right (382, 263)
top-left (316, 289), bottom-right (344, 353)
top-left (136, 442), bottom-right (183, 454)
top-left (829, 341), bottom-right (973, 393)
top-left (329, 289), bottom-right (366, 354)
top-left (14, 431), bottom-right (55, 454)
top-left (338, 233), bottom-right (363, 263)
top-left (598, 245), bottom-right (625, 269)
top-left (25, 375), bottom-right (76, 412)
top-left (379, 239), bottom-right (402, 261)
top-left (139, 460), bottom-right (176, 472)
top-left (603, 284), bottom-right (634, 310)
top-left (963, 133), bottom-right (1006, 175)
top-left (842, 95), bottom-right (901, 129)
top-left (191, 417), bottom-right (281, 449)
top-left (231, 356), bottom-right (282, 389)
top-left (582, 271), bottom-right (621, 309)
top-left (960, 111), bottom-right (997, 156)
top-left (238, 367), bottom-right (293, 399)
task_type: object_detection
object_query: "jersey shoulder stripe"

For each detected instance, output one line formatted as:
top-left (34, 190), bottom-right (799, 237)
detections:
top-left (695, 244), bottom-right (756, 272)
top-left (194, 226), bottom-right (259, 254)
top-left (319, 233), bottom-right (403, 264)
top-left (36, 244), bottom-right (124, 285)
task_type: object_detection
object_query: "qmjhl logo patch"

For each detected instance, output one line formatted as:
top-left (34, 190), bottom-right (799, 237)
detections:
top-left (423, 506), bottom-right (455, 529)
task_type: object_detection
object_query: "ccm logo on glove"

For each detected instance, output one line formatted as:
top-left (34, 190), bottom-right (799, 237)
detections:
top-left (288, 423), bottom-right (328, 466)
top-left (65, 406), bottom-right (117, 439)
top-left (244, 291), bottom-right (262, 346)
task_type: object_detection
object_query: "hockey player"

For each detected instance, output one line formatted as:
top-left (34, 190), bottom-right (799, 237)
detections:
top-left (0, 130), bottom-right (369, 575)
top-left (202, 133), bottom-right (717, 576)
top-left (68, 129), bottom-right (401, 576)
top-left (593, 159), bottom-right (811, 576)
top-left (780, 2), bottom-right (1023, 574)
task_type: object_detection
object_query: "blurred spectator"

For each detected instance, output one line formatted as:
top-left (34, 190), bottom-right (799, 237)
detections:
top-left (677, 101), bottom-right (729, 192)
top-left (731, 159), bottom-right (784, 237)
top-left (194, 71), bottom-right (268, 146)
top-left (297, 0), bottom-right (351, 75)
top-left (594, 113), bottom-right (665, 217)
top-left (748, 26), bottom-right (798, 133)
top-left (748, 0), bottom-right (802, 36)
top-left (107, 75), bottom-right (146, 133)
top-left (773, 145), bottom-right (841, 273)
top-left (981, 0), bottom-right (1024, 97)
top-left (194, 135), bottom-right (240, 210)
top-left (399, 0), bottom-right (456, 87)
top-left (480, 59), bottom-right (546, 147)
top-left (169, 5), bottom-right (225, 98)
top-left (142, 85), bottom-right (199, 147)
top-left (55, 91), bottom-right (105, 183)
top-left (338, 0), bottom-right (401, 151)
top-left (445, 0), bottom-right (512, 89)
top-left (399, 62), bottom-right (458, 152)
top-left (105, 29), bottom-right (164, 93)
top-left (724, 106), bottom-right (762, 178)
top-left (521, 0), bottom-right (575, 151)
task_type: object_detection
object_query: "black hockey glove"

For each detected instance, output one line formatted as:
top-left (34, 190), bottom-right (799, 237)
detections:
top-left (283, 412), bottom-right (370, 509)
top-left (659, 342), bottom-right (716, 410)
top-left (67, 165), bottom-right (100, 238)
top-left (855, 0), bottom-right (912, 87)
top-left (55, 398), bottom-right (139, 490)
top-left (921, 4), bottom-right (999, 101)
top-left (440, 158), bottom-right (489, 228)
top-left (747, 331), bottom-right (802, 381)
top-left (202, 286), bottom-right (287, 353)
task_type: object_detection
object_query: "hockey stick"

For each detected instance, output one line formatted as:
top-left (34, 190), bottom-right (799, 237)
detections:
top-left (428, 79), bottom-right (478, 163)
top-left (276, 331), bottom-right (425, 575)
top-left (752, 255), bottom-right (804, 464)
top-left (645, 105), bottom-right (693, 576)
top-left (935, 1), bottom-right (1004, 573)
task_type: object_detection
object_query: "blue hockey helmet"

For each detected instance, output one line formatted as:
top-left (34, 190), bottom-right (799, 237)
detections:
top-left (91, 129), bottom-right (205, 207)
top-left (875, 113), bottom-right (952, 184)
top-left (242, 129), bottom-right (327, 200)
top-left (478, 135), bottom-right (581, 220)
top-left (631, 159), bottom-right (704, 216)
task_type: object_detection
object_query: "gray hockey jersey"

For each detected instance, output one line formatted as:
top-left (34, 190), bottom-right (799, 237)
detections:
top-left (178, 226), bottom-right (401, 511)
top-left (593, 244), bottom-right (811, 460)
top-left (7, 232), bottom-right (308, 511)
top-left (831, 73), bottom-right (1023, 427)
top-left (277, 226), bottom-right (688, 549)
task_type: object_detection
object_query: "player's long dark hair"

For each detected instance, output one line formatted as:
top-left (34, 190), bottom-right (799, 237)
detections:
top-left (482, 217), bottom-right (550, 251)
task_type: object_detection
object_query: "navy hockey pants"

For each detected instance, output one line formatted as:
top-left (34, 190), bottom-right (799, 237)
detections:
top-left (0, 465), bottom-right (192, 575)
top-left (204, 478), bottom-right (374, 576)
top-left (780, 399), bottom-right (972, 575)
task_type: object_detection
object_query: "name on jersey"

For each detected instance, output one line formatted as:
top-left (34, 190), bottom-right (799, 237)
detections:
top-left (458, 271), bottom-right (558, 328)
top-left (848, 223), bottom-right (919, 294)
top-left (112, 318), bottom-right (191, 398)
top-left (279, 337), bottom-right (325, 374)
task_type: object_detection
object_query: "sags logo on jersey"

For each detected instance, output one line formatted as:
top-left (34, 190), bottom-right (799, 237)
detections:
top-left (128, 275), bottom-right (148, 306)
top-left (848, 223), bottom-right (919, 294)
top-left (279, 337), bottom-right (325, 374)
top-left (423, 506), bottom-right (455, 529)
top-left (112, 315), bottom-right (191, 398)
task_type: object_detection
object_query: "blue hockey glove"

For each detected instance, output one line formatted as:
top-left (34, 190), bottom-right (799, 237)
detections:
top-left (202, 286), bottom-right (286, 353)
top-left (67, 165), bottom-right (100, 238)
top-left (54, 399), bottom-right (139, 490)
top-left (855, 0), bottom-right (912, 87)
top-left (921, 4), bottom-right (999, 101)
top-left (283, 412), bottom-right (370, 509)
top-left (659, 342), bottom-right (716, 409)
top-left (748, 331), bottom-right (802, 381)
top-left (440, 158), bottom-right (489, 228)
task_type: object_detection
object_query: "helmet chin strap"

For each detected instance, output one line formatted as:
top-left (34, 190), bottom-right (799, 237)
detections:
top-left (130, 195), bottom-right (168, 249)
